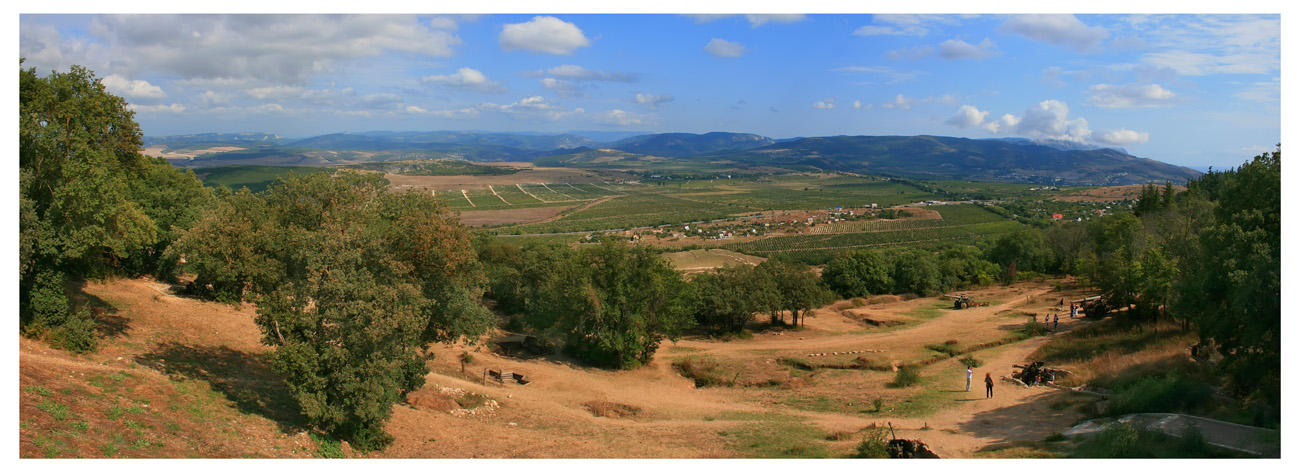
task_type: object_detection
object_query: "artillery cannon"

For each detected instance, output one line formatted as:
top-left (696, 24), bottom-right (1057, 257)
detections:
top-left (945, 293), bottom-right (988, 309)
top-left (1072, 295), bottom-right (1108, 318)
top-left (1013, 361), bottom-right (1069, 386)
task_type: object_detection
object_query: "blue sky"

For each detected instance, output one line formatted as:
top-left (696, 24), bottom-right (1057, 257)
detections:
top-left (16, 6), bottom-right (1285, 169)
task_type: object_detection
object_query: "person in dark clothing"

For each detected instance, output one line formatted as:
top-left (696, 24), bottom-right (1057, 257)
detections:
top-left (985, 373), bottom-right (994, 398)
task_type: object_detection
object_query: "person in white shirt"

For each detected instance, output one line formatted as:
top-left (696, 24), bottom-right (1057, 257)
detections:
top-left (966, 366), bottom-right (973, 391)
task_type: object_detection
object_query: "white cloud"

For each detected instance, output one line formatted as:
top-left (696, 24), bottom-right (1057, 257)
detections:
top-left (939, 38), bottom-right (999, 60)
top-left (499, 16), bottom-right (590, 55)
top-left (946, 105), bottom-right (989, 128)
top-left (1094, 128), bottom-right (1151, 146)
top-left (1013, 99), bottom-right (1092, 142)
top-left (541, 78), bottom-right (584, 98)
top-left (635, 93), bottom-right (674, 107)
top-left (745, 14), bottom-right (806, 27)
top-left (1233, 78), bottom-right (1280, 103)
top-left (704, 38), bottom-right (747, 58)
top-left (885, 45), bottom-right (935, 60)
top-left (684, 14), bottom-right (736, 23)
top-left (812, 98), bottom-right (836, 110)
top-left (853, 100), bottom-right (872, 110)
top-left (40, 15), bottom-right (463, 85)
top-left (999, 14), bottom-right (1109, 52)
top-left (882, 94), bottom-right (913, 110)
top-left (101, 74), bottom-right (166, 99)
top-left (595, 109), bottom-right (645, 126)
top-left (481, 95), bottom-right (585, 121)
top-left (529, 64), bottom-right (637, 82)
top-left (422, 67), bottom-right (506, 93)
top-left (1087, 83), bottom-right (1176, 108)
top-left (852, 14), bottom-right (960, 37)
top-left (832, 65), bottom-right (919, 84)
top-left (1132, 15), bottom-right (1278, 76)
top-left (244, 85), bottom-right (303, 100)
top-left (128, 103), bottom-right (185, 113)
top-left (946, 100), bottom-right (1144, 146)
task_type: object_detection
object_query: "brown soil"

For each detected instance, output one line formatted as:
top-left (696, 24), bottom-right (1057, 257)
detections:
top-left (384, 168), bottom-right (635, 191)
top-left (1053, 184), bottom-right (1186, 202)
top-left (20, 277), bottom-right (1096, 458)
top-left (456, 205), bottom-right (575, 227)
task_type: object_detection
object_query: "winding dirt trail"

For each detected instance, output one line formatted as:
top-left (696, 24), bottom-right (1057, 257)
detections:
top-left (20, 277), bottom-right (1095, 458)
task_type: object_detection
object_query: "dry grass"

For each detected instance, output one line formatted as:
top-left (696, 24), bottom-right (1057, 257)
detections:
top-left (583, 401), bottom-right (641, 419)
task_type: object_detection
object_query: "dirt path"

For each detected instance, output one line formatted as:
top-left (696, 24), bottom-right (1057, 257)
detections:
top-left (21, 277), bottom-right (1095, 458)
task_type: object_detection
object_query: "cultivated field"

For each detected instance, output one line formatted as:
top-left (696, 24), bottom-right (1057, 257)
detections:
top-left (19, 277), bottom-right (1101, 458)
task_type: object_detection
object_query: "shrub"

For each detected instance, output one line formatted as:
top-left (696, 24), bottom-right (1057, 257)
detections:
top-left (1106, 374), bottom-right (1212, 416)
top-left (50, 307), bottom-right (98, 353)
top-left (959, 355), bottom-right (983, 369)
top-left (853, 427), bottom-right (890, 458)
top-left (924, 343), bottom-right (959, 357)
top-left (889, 365), bottom-right (921, 388)
top-left (673, 356), bottom-right (735, 387)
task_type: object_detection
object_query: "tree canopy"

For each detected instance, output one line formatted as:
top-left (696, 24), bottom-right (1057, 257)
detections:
top-left (172, 171), bottom-right (493, 449)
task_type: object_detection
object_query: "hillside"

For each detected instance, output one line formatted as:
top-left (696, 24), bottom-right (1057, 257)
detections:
top-left (721, 135), bottom-right (1200, 186)
top-left (146, 130), bottom-right (1201, 186)
top-left (21, 276), bottom-right (1098, 458)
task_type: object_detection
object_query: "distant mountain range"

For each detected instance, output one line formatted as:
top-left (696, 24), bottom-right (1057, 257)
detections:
top-left (146, 130), bottom-right (1200, 185)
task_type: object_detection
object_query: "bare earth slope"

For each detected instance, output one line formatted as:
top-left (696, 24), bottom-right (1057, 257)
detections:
top-left (19, 278), bottom-right (1093, 458)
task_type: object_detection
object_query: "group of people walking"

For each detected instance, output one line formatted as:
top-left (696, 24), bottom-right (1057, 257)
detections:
top-left (966, 367), bottom-right (995, 398)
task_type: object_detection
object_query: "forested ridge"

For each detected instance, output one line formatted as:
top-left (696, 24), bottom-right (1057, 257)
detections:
top-left (19, 63), bottom-right (1281, 451)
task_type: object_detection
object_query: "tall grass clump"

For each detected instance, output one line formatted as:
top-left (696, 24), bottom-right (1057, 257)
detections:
top-left (889, 365), bottom-right (921, 388)
top-left (1105, 373), bottom-right (1213, 416)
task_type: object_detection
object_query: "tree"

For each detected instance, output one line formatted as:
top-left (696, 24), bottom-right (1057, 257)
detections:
top-left (757, 260), bottom-right (834, 326)
top-left (690, 264), bottom-right (778, 332)
top-left (174, 171), bottom-right (494, 449)
top-left (557, 241), bottom-right (694, 369)
top-left (1174, 147), bottom-right (1280, 416)
top-left (18, 62), bottom-right (176, 350)
top-left (986, 229), bottom-right (1054, 277)
top-left (890, 248), bottom-right (942, 296)
top-left (822, 249), bottom-right (893, 298)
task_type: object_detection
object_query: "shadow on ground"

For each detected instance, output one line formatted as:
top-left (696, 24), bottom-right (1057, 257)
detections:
top-left (956, 389), bottom-right (1076, 447)
top-left (136, 342), bottom-right (306, 433)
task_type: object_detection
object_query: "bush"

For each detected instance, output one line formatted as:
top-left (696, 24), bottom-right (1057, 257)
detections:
top-left (889, 365), bottom-right (921, 388)
top-left (925, 343), bottom-right (960, 357)
top-left (853, 427), bottom-right (890, 458)
top-left (49, 306), bottom-right (98, 353)
top-left (673, 356), bottom-right (735, 387)
top-left (1106, 374), bottom-right (1213, 416)
top-left (959, 355), bottom-right (983, 369)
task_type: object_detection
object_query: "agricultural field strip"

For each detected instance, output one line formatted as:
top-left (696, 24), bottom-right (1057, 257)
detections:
top-left (539, 182), bottom-right (576, 200)
top-left (725, 221), bottom-right (1022, 253)
top-left (565, 182), bottom-right (588, 193)
top-left (516, 183), bottom-right (547, 203)
top-left (460, 189), bottom-right (475, 207)
top-left (488, 185), bottom-right (511, 205)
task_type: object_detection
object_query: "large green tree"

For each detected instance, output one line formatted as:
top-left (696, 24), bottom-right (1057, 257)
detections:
top-left (173, 171), bottom-right (493, 449)
top-left (822, 249), bottom-right (893, 298)
top-left (1174, 148), bottom-right (1280, 416)
top-left (19, 63), bottom-right (213, 350)
top-left (559, 241), bottom-right (694, 369)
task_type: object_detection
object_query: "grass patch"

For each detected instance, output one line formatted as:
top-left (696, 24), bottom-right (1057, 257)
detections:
top-left (719, 412), bottom-right (831, 458)
top-left (1071, 422), bottom-right (1246, 458)
top-left (906, 301), bottom-right (951, 320)
top-left (959, 355), bottom-right (983, 368)
top-left (311, 432), bottom-right (345, 458)
top-left (37, 400), bottom-right (71, 421)
top-left (889, 365), bottom-right (922, 388)
top-left (672, 355), bottom-right (740, 387)
top-left (24, 385), bottom-right (54, 396)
